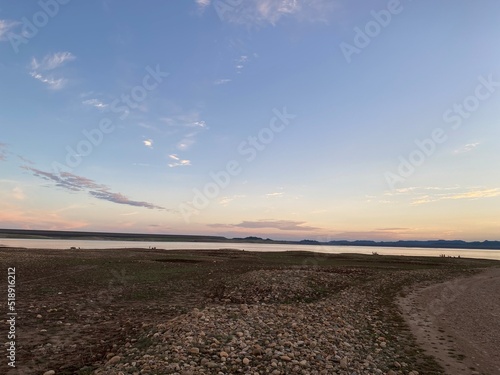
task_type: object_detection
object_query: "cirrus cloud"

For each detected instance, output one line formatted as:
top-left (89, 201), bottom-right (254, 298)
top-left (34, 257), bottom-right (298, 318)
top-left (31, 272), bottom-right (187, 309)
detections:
top-left (31, 52), bottom-right (76, 71)
top-left (0, 19), bottom-right (19, 41)
top-left (29, 51), bottom-right (75, 90)
top-left (23, 166), bottom-right (167, 210)
top-left (201, 0), bottom-right (338, 27)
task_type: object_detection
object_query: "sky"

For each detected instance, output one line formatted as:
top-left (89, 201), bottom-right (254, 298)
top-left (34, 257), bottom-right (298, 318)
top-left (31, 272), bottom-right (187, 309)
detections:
top-left (1, 0), bottom-right (500, 241)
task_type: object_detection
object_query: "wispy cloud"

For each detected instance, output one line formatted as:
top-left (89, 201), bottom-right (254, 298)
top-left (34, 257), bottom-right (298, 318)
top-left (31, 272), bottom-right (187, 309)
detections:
top-left (31, 52), bottom-right (76, 71)
top-left (196, 0), bottom-right (211, 11)
top-left (205, 0), bottom-right (337, 26)
top-left (30, 72), bottom-right (67, 90)
top-left (17, 155), bottom-right (35, 165)
top-left (235, 55), bottom-right (248, 73)
top-left (209, 219), bottom-right (319, 231)
top-left (446, 189), bottom-right (500, 199)
top-left (83, 98), bottom-right (108, 110)
top-left (168, 154), bottom-right (191, 168)
top-left (143, 139), bottom-right (153, 148)
top-left (23, 167), bottom-right (166, 210)
top-left (29, 52), bottom-right (75, 90)
top-left (214, 78), bottom-right (231, 85)
top-left (266, 192), bottom-right (284, 197)
top-left (218, 195), bottom-right (246, 206)
top-left (384, 186), bottom-right (461, 196)
top-left (161, 112), bottom-right (209, 151)
top-left (88, 190), bottom-right (164, 210)
top-left (0, 19), bottom-right (19, 41)
top-left (384, 185), bottom-right (500, 206)
top-left (176, 138), bottom-right (196, 151)
top-left (453, 142), bottom-right (480, 154)
top-left (161, 112), bottom-right (208, 129)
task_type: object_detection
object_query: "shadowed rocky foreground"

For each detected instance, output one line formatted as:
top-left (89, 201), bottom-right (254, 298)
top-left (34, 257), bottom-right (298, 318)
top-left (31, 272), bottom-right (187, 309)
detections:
top-left (0, 247), bottom-right (498, 375)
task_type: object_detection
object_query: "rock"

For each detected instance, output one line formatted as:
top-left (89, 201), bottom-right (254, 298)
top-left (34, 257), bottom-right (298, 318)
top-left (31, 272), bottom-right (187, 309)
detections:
top-left (253, 344), bottom-right (264, 355)
top-left (107, 356), bottom-right (121, 365)
top-left (43, 371), bottom-right (55, 375)
top-left (340, 357), bottom-right (348, 369)
top-left (93, 268), bottom-right (451, 375)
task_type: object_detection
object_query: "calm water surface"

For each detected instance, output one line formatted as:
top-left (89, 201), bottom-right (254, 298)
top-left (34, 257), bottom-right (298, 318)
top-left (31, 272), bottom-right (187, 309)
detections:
top-left (1, 238), bottom-right (499, 261)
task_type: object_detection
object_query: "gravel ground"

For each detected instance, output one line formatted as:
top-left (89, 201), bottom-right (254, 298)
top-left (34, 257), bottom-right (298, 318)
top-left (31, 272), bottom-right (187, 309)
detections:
top-left (98, 268), bottom-right (438, 375)
top-left (3, 248), bottom-right (495, 375)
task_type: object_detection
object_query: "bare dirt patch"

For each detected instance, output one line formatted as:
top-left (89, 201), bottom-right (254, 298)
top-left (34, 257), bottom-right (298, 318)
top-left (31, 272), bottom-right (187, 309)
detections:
top-left (399, 267), bottom-right (500, 375)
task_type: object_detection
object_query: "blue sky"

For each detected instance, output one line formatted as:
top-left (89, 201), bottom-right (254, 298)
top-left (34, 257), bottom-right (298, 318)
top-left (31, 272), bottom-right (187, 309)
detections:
top-left (1, 0), bottom-right (500, 240)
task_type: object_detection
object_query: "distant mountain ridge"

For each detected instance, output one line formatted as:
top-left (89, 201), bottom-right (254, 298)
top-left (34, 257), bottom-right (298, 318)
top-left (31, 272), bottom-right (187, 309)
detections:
top-left (325, 239), bottom-right (500, 250)
top-left (1, 229), bottom-right (499, 250)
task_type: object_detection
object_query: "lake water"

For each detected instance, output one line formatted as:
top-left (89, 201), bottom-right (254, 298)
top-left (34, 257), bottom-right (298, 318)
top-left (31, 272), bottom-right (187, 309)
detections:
top-left (1, 238), bottom-right (499, 261)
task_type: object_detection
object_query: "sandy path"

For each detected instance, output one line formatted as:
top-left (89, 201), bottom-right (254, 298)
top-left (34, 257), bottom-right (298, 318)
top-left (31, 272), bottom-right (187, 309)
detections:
top-left (399, 267), bottom-right (500, 375)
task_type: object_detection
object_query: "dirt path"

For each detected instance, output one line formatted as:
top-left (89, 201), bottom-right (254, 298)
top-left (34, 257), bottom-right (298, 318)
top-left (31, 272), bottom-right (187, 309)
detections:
top-left (399, 267), bottom-right (500, 375)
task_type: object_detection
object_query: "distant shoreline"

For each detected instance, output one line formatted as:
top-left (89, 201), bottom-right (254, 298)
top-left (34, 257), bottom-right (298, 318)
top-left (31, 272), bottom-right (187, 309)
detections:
top-left (1, 228), bottom-right (499, 250)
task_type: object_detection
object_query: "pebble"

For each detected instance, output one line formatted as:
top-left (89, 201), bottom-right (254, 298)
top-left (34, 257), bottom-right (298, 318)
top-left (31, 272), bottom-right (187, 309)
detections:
top-left (107, 355), bottom-right (121, 365)
top-left (97, 268), bottom-right (451, 374)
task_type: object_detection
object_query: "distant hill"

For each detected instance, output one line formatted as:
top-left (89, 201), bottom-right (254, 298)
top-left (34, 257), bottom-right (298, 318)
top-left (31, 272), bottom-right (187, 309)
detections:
top-left (1, 229), bottom-right (499, 250)
top-left (326, 239), bottom-right (500, 250)
top-left (0, 229), bottom-right (227, 243)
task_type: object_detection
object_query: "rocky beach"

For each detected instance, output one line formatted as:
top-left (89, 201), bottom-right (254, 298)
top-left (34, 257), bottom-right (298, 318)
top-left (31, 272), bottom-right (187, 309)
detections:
top-left (0, 247), bottom-right (498, 375)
